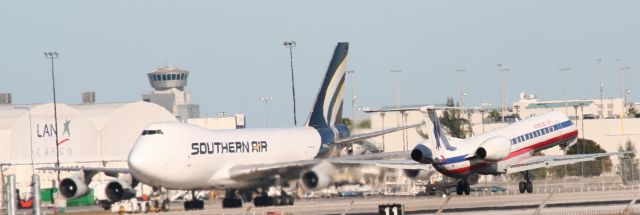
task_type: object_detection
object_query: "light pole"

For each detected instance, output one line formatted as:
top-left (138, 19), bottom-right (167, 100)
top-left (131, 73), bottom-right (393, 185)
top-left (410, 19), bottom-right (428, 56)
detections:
top-left (259, 96), bottom-right (273, 127)
top-left (347, 70), bottom-right (356, 120)
top-left (455, 69), bottom-right (467, 107)
top-left (497, 64), bottom-right (510, 117)
top-left (597, 59), bottom-right (605, 119)
top-left (481, 102), bottom-right (491, 133)
top-left (617, 59), bottom-right (630, 135)
top-left (559, 67), bottom-right (571, 115)
top-left (283, 41), bottom-right (298, 126)
top-left (44, 51), bottom-right (61, 182)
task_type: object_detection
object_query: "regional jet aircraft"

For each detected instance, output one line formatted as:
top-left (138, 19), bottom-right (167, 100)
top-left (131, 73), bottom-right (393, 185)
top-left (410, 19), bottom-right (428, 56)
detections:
top-left (371, 107), bottom-right (628, 195)
top-left (40, 42), bottom-right (429, 210)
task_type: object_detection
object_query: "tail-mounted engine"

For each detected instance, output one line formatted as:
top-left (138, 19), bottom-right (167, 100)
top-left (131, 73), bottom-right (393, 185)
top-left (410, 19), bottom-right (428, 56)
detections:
top-left (475, 136), bottom-right (512, 162)
top-left (411, 143), bottom-right (433, 164)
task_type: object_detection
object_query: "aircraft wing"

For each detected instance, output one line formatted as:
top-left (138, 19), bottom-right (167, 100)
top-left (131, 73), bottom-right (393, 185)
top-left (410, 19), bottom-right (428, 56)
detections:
top-left (37, 166), bottom-right (129, 178)
top-left (506, 152), bottom-right (630, 173)
top-left (227, 151), bottom-right (425, 181)
top-left (333, 123), bottom-right (424, 145)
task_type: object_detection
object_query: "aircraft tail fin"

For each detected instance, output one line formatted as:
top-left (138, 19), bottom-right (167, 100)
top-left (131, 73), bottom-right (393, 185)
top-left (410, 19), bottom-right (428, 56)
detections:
top-left (306, 42), bottom-right (349, 129)
top-left (425, 109), bottom-right (457, 156)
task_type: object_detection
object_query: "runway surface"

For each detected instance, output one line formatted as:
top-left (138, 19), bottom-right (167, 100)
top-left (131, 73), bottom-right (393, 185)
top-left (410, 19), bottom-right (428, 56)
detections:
top-left (56, 189), bottom-right (640, 215)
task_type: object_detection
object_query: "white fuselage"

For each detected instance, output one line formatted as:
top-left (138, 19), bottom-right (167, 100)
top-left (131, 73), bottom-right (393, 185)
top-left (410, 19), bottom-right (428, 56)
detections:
top-left (128, 122), bottom-right (321, 190)
top-left (433, 111), bottom-right (578, 178)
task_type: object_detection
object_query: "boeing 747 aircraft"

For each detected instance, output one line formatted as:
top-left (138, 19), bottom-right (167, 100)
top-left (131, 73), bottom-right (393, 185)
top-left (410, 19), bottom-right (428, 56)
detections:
top-left (40, 42), bottom-right (427, 210)
top-left (370, 107), bottom-right (628, 195)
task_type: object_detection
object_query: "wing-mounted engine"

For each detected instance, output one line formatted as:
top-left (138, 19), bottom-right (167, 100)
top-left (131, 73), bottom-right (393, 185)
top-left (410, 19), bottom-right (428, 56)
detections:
top-left (300, 161), bottom-right (335, 190)
top-left (105, 173), bottom-right (139, 202)
top-left (411, 143), bottom-right (433, 164)
top-left (59, 171), bottom-right (98, 199)
top-left (474, 136), bottom-right (512, 162)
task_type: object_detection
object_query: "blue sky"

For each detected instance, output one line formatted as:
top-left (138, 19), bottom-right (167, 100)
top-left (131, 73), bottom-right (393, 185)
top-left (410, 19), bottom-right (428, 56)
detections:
top-left (1, 0), bottom-right (638, 127)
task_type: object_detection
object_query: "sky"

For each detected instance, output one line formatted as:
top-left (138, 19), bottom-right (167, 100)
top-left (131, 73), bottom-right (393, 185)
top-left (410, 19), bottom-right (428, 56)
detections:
top-left (1, 0), bottom-right (639, 128)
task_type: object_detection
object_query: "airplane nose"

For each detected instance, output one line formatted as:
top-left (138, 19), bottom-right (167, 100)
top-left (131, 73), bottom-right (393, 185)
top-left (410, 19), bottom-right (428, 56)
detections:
top-left (128, 138), bottom-right (157, 184)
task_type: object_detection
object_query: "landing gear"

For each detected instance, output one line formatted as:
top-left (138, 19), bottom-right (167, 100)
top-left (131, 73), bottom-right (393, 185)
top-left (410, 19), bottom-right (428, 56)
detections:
top-left (456, 179), bottom-right (471, 195)
top-left (518, 171), bottom-right (534, 194)
top-left (184, 190), bottom-right (205, 210)
top-left (253, 190), bottom-right (295, 207)
top-left (222, 190), bottom-right (243, 208)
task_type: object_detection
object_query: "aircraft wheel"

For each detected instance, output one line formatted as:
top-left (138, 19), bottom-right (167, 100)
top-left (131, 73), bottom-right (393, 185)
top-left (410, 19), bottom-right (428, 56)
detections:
top-left (464, 183), bottom-right (471, 195)
top-left (456, 183), bottom-right (463, 195)
top-left (273, 196), bottom-right (282, 205)
top-left (518, 182), bottom-right (526, 194)
top-left (288, 196), bottom-right (295, 205)
top-left (280, 196), bottom-right (291, 205)
top-left (223, 198), bottom-right (240, 208)
top-left (525, 181), bottom-right (533, 193)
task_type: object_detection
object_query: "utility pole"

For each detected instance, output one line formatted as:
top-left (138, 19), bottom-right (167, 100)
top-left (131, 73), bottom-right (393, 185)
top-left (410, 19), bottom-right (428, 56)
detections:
top-left (597, 59), bottom-right (605, 119)
top-left (44, 51), bottom-right (61, 182)
top-left (283, 41), bottom-right (298, 126)
top-left (347, 70), bottom-right (356, 120)
top-left (559, 67), bottom-right (571, 116)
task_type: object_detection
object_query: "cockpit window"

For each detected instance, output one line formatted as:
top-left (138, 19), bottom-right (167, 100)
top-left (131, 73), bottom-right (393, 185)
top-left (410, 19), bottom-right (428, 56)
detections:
top-left (141, 129), bottom-right (164, 135)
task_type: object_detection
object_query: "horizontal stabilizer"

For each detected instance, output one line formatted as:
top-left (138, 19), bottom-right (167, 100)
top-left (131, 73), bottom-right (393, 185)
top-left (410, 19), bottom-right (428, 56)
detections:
top-left (333, 123), bottom-right (424, 145)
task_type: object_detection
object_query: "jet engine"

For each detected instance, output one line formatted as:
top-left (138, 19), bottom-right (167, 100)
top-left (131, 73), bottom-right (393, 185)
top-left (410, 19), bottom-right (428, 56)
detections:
top-left (59, 173), bottom-right (90, 199)
top-left (475, 136), bottom-right (512, 162)
top-left (300, 161), bottom-right (335, 190)
top-left (105, 174), bottom-right (138, 202)
top-left (411, 143), bottom-right (433, 164)
top-left (403, 169), bottom-right (431, 180)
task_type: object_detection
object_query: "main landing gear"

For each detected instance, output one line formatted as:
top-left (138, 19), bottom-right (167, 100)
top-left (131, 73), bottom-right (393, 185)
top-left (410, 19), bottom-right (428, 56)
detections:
top-left (222, 190), bottom-right (243, 208)
top-left (184, 190), bottom-right (205, 210)
top-left (456, 179), bottom-right (471, 195)
top-left (518, 171), bottom-right (534, 194)
top-left (254, 190), bottom-right (294, 207)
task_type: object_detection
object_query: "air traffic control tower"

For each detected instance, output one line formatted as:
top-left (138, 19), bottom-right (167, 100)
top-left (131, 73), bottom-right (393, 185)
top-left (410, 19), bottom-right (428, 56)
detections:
top-left (142, 66), bottom-right (200, 121)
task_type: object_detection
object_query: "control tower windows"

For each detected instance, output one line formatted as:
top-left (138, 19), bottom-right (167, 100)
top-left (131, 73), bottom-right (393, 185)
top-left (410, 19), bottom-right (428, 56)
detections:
top-left (171, 74), bottom-right (177, 80)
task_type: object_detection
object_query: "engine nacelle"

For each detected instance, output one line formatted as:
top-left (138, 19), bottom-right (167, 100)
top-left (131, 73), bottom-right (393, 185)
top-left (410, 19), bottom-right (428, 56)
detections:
top-left (411, 143), bottom-right (433, 164)
top-left (300, 161), bottom-right (335, 190)
top-left (105, 174), bottom-right (137, 202)
top-left (403, 169), bottom-right (431, 180)
top-left (59, 174), bottom-right (90, 199)
top-left (475, 136), bottom-right (512, 162)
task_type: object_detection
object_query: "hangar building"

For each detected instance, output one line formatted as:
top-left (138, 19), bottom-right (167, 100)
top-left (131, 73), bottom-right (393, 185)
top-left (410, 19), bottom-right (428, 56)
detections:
top-left (0, 101), bottom-right (177, 196)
